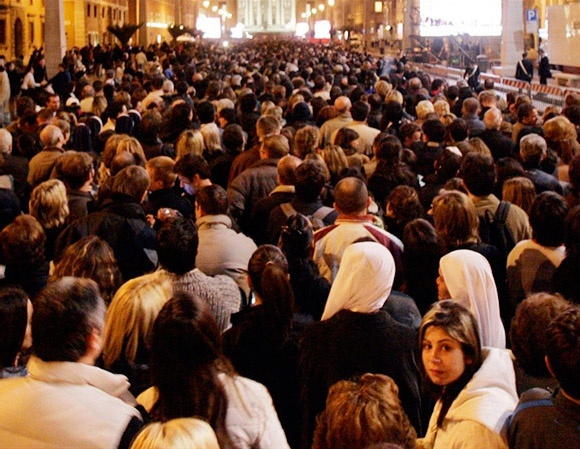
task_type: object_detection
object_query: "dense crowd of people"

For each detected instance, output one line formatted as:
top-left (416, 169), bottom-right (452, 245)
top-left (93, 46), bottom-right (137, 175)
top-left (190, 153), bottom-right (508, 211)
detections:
top-left (0, 38), bottom-right (579, 449)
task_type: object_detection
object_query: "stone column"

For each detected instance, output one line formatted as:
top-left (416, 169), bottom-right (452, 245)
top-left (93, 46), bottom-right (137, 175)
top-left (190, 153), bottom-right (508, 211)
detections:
top-left (498, 0), bottom-right (524, 76)
top-left (44, 0), bottom-right (66, 78)
top-left (139, 0), bottom-right (148, 48)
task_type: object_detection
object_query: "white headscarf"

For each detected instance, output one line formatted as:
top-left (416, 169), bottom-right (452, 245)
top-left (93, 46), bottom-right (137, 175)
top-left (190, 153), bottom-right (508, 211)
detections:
top-left (439, 249), bottom-right (506, 348)
top-left (321, 241), bottom-right (395, 321)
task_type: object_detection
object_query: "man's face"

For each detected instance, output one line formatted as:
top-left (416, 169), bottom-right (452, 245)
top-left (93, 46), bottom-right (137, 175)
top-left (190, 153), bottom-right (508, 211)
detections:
top-left (47, 96), bottom-right (60, 112)
top-left (524, 109), bottom-right (539, 126)
top-left (178, 174), bottom-right (196, 196)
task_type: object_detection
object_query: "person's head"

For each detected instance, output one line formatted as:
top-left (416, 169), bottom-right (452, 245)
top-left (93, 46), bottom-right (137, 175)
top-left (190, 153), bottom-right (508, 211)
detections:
top-left (312, 374), bottom-right (417, 449)
top-left (434, 148), bottom-right (462, 181)
top-left (195, 184), bottom-right (228, 217)
top-left (116, 136), bottom-right (146, 167)
top-left (247, 245), bottom-right (294, 338)
top-left (0, 128), bottom-right (13, 155)
top-left (385, 185), bottom-right (423, 227)
top-left (130, 418), bottom-right (220, 449)
top-left (351, 101), bottom-right (370, 122)
top-left (416, 100), bottom-right (435, 121)
top-left (46, 94), bottom-right (60, 113)
top-left (256, 115), bottom-right (282, 141)
top-left (112, 165), bottom-right (150, 203)
top-left (279, 213), bottom-right (314, 259)
top-left (433, 100), bottom-right (451, 118)
top-left (422, 119), bottom-right (446, 143)
top-left (56, 151), bottom-right (94, 190)
top-left (334, 127), bottom-right (359, 153)
top-left (146, 156), bottom-right (177, 191)
top-left (483, 107), bottom-right (503, 131)
top-left (222, 124), bottom-right (245, 155)
top-left (459, 152), bottom-right (496, 196)
top-left (51, 235), bottom-right (121, 304)
top-left (519, 133), bottom-right (547, 167)
top-left (294, 125), bottom-right (319, 158)
top-left (399, 123), bottom-right (422, 148)
top-left (260, 134), bottom-right (289, 159)
top-left (468, 137), bottom-right (492, 157)
top-left (502, 176), bottom-right (536, 214)
top-left (461, 97), bottom-right (480, 116)
top-left (432, 191), bottom-right (479, 249)
top-left (529, 191), bottom-right (568, 247)
top-left (103, 272), bottom-right (172, 368)
top-left (149, 290), bottom-right (230, 442)
top-left (157, 217), bottom-right (198, 274)
top-left (0, 288), bottom-right (33, 368)
top-left (510, 292), bottom-right (570, 378)
top-left (334, 177), bottom-right (370, 215)
top-left (295, 159), bottom-right (328, 202)
top-left (174, 153), bottom-right (211, 196)
top-left (518, 103), bottom-right (539, 126)
top-left (29, 179), bottom-right (70, 230)
top-left (334, 96), bottom-right (352, 114)
top-left (0, 215), bottom-right (46, 270)
top-left (419, 300), bottom-right (482, 396)
top-left (545, 306), bottom-right (580, 399)
top-left (320, 145), bottom-right (348, 180)
top-left (39, 124), bottom-right (65, 148)
top-left (196, 101), bottom-right (216, 125)
top-left (32, 277), bottom-right (105, 364)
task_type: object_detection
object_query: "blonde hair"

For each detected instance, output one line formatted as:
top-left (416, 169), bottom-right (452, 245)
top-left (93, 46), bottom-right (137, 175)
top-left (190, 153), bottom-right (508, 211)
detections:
top-left (384, 90), bottom-right (403, 105)
top-left (103, 272), bottom-right (172, 368)
top-left (29, 179), bottom-right (69, 230)
top-left (99, 133), bottom-right (127, 185)
top-left (468, 137), bottom-right (493, 158)
top-left (175, 129), bottom-right (204, 160)
top-left (116, 136), bottom-right (146, 166)
top-left (130, 418), bottom-right (220, 449)
top-left (502, 176), bottom-right (536, 214)
top-left (321, 145), bottom-right (348, 181)
top-left (433, 100), bottom-right (451, 117)
top-left (92, 95), bottom-right (108, 116)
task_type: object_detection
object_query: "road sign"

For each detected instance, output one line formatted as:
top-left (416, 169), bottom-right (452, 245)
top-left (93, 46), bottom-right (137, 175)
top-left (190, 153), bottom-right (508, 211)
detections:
top-left (526, 9), bottom-right (539, 33)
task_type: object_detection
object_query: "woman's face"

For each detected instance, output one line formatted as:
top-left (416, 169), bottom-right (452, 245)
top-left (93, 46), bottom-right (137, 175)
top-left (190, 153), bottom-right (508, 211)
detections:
top-left (436, 268), bottom-right (451, 300)
top-left (422, 326), bottom-right (468, 386)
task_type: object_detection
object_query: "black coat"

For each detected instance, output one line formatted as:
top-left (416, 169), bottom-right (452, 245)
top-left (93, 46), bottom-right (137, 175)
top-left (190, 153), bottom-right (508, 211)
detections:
top-left (298, 309), bottom-right (422, 449)
top-left (56, 194), bottom-right (156, 281)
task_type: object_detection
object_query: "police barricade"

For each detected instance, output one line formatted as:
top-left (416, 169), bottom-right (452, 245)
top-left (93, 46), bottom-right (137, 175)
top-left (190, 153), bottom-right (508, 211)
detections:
top-left (530, 83), bottom-right (565, 108)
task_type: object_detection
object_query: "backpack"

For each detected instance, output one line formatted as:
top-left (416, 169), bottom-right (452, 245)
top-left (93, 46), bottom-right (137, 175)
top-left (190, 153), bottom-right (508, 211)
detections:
top-left (478, 201), bottom-right (516, 261)
top-left (280, 203), bottom-right (334, 232)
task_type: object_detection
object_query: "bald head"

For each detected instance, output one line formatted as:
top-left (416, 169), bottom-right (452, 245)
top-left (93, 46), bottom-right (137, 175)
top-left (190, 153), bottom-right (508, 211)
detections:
top-left (0, 129), bottom-right (13, 154)
top-left (334, 177), bottom-right (369, 215)
top-left (277, 155), bottom-right (302, 185)
top-left (39, 125), bottom-right (65, 148)
top-left (334, 96), bottom-right (352, 114)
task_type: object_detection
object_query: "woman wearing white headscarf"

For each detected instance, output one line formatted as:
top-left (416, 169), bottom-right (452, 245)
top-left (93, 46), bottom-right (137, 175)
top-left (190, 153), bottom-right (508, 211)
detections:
top-left (299, 241), bottom-right (423, 446)
top-left (437, 249), bottom-right (506, 349)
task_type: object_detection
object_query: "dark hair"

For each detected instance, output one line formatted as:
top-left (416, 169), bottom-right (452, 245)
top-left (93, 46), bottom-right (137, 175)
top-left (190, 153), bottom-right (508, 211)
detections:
top-left (32, 277), bottom-right (104, 362)
top-left (529, 192), bottom-right (568, 246)
top-left (295, 159), bottom-right (327, 202)
top-left (545, 306), bottom-right (580, 399)
top-left (196, 185), bottom-right (228, 215)
top-left (222, 124), bottom-right (244, 154)
top-left (0, 288), bottom-right (29, 367)
top-left (157, 218), bottom-right (198, 274)
top-left (510, 293), bottom-right (570, 378)
top-left (247, 245), bottom-right (294, 346)
top-left (174, 153), bottom-right (211, 180)
top-left (422, 119), bottom-right (446, 143)
top-left (351, 101), bottom-right (370, 121)
top-left (517, 103), bottom-right (537, 122)
top-left (279, 213), bottom-right (314, 259)
top-left (334, 127), bottom-right (359, 154)
top-left (196, 101), bottom-right (216, 124)
top-left (239, 92), bottom-right (258, 113)
top-left (564, 206), bottom-right (580, 258)
top-left (447, 118), bottom-right (468, 142)
top-left (150, 291), bottom-right (232, 446)
top-left (1, 215), bottom-right (46, 270)
top-left (460, 152), bottom-right (496, 196)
